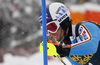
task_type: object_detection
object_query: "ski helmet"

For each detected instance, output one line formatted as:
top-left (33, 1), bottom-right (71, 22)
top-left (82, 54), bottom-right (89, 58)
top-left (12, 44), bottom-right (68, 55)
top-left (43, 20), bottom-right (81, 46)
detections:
top-left (39, 2), bottom-right (72, 35)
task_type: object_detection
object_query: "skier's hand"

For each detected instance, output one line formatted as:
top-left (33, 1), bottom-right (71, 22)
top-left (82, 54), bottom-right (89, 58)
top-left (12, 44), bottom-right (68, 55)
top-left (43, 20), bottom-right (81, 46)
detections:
top-left (56, 44), bottom-right (71, 57)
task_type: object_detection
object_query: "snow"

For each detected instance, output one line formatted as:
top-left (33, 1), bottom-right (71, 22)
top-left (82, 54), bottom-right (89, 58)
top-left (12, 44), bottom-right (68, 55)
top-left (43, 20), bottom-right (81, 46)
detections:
top-left (10, 29), bottom-right (42, 48)
top-left (0, 51), bottom-right (72, 65)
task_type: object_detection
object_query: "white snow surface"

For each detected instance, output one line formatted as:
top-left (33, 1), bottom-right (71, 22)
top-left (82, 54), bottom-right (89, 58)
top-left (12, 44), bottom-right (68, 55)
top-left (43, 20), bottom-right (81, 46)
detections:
top-left (0, 51), bottom-right (72, 65)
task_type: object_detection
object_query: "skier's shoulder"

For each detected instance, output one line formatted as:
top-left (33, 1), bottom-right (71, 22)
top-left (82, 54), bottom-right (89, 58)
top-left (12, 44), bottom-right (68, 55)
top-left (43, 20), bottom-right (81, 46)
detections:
top-left (71, 21), bottom-right (93, 41)
top-left (74, 21), bottom-right (96, 36)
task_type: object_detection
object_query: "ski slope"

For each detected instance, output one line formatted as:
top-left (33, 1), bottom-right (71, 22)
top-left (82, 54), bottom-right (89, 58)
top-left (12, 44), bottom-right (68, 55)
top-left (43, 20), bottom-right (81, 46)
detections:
top-left (0, 51), bottom-right (72, 65)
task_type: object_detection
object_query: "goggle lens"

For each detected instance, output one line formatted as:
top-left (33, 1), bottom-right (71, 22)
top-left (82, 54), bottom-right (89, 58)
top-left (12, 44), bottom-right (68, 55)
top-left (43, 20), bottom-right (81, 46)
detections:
top-left (47, 22), bottom-right (57, 32)
top-left (47, 22), bottom-right (58, 35)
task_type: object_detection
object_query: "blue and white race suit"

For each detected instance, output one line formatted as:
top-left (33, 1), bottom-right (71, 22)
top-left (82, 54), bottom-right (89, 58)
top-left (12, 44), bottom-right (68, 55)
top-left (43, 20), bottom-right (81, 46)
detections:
top-left (65, 21), bottom-right (100, 65)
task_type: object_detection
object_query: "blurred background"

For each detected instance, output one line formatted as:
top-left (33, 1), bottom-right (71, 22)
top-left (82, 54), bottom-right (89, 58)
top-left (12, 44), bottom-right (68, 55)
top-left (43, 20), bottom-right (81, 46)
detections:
top-left (0, 0), bottom-right (100, 65)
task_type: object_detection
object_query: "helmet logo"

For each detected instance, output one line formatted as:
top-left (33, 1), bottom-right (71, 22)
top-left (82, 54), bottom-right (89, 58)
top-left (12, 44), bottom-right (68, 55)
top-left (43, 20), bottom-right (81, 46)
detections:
top-left (57, 13), bottom-right (67, 22)
top-left (55, 6), bottom-right (68, 22)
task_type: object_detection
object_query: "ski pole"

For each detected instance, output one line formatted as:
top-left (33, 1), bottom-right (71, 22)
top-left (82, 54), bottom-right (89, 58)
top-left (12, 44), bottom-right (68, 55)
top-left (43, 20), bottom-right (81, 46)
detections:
top-left (56, 55), bottom-right (67, 65)
top-left (40, 42), bottom-right (67, 65)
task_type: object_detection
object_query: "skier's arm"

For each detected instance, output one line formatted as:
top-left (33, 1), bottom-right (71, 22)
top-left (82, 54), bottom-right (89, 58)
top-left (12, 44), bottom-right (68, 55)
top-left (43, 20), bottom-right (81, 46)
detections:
top-left (67, 22), bottom-right (100, 65)
top-left (69, 23), bottom-right (99, 55)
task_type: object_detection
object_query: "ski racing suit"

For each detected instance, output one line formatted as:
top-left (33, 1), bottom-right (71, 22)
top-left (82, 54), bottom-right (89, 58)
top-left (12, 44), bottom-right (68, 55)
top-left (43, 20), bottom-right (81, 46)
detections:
top-left (58, 21), bottom-right (100, 65)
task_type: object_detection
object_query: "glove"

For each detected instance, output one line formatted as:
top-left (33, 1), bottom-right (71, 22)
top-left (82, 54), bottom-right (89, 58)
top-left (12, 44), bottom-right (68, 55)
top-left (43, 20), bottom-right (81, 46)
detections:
top-left (39, 41), bottom-right (59, 56)
top-left (56, 44), bottom-right (71, 57)
top-left (47, 40), bottom-right (71, 57)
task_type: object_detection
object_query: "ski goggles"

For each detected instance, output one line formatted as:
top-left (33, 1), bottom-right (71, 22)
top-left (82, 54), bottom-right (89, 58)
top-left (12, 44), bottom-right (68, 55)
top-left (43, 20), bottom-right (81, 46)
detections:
top-left (47, 21), bottom-right (60, 36)
top-left (41, 21), bottom-right (60, 36)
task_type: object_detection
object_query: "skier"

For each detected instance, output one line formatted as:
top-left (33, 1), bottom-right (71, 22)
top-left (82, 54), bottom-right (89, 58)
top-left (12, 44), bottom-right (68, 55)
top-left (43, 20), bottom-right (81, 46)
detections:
top-left (39, 2), bottom-right (100, 65)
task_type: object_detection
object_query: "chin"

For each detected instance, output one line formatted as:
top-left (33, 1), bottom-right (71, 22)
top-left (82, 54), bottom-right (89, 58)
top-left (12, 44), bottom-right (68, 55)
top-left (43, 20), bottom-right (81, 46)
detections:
top-left (53, 38), bottom-right (60, 42)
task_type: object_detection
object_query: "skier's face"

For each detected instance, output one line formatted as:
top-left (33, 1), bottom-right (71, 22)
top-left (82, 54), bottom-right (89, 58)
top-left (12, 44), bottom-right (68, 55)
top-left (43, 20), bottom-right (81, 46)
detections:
top-left (49, 27), bottom-right (65, 42)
